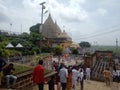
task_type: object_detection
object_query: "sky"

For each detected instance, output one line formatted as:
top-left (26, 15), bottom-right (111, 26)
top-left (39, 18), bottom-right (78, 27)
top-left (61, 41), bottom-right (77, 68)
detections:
top-left (0, 0), bottom-right (120, 46)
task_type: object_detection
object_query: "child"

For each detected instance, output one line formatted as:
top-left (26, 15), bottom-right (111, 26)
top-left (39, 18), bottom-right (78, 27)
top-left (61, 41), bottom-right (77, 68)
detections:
top-left (48, 75), bottom-right (55, 90)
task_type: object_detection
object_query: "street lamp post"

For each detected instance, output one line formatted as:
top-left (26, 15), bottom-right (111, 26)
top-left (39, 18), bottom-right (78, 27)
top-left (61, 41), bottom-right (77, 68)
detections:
top-left (10, 23), bottom-right (12, 34)
top-left (39, 2), bottom-right (46, 55)
top-left (40, 2), bottom-right (46, 25)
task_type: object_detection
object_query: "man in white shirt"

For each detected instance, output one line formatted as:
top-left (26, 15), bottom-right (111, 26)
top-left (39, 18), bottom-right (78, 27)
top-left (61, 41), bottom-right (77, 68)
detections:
top-left (86, 67), bottom-right (91, 80)
top-left (59, 63), bottom-right (68, 90)
top-left (72, 66), bottom-right (79, 90)
top-left (113, 69), bottom-right (119, 82)
top-left (79, 68), bottom-right (84, 90)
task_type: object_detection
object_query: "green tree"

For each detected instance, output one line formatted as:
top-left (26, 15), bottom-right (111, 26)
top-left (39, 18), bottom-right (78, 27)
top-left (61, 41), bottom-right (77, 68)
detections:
top-left (29, 32), bottom-right (41, 45)
top-left (79, 41), bottom-right (91, 48)
top-left (0, 41), bottom-right (9, 57)
top-left (54, 46), bottom-right (63, 55)
top-left (29, 23), bottom-right (50, 54)
top-left (0, 34), bottom-right (8, 42)
top-left (72, 49), bottom-right (78, 55)
top-left (29, 23), bottom-right (40, 34)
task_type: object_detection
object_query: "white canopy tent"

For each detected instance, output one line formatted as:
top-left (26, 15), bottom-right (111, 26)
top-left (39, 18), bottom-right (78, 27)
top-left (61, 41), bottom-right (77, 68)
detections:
top-left (6, 43), bottom-right (14, 48)
top-left (15, 43), bottom-right (23, 48)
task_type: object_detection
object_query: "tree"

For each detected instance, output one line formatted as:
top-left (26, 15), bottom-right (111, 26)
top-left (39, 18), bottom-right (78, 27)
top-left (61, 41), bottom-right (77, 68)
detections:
top-left (54, 46), bottom-right (63, 55)
top-left (79, 41), bottom-right (91, 48)
top-left (0, 34), bottom-right (8, 42)
top-left (72, 49), bottom-right (78, 55)
top-left (29, 23), bottom-right (51, 54)
top-left (29, 32), bottom-right (41, 45)
top-left (29, 23), bottom-right (40, 34)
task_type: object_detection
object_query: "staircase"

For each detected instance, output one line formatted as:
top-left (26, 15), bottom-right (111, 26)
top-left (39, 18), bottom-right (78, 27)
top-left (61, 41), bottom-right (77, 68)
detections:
top-left (1, 70), bottom-right (57, 90)
top-left (91, 60), bottom-right (109, 81)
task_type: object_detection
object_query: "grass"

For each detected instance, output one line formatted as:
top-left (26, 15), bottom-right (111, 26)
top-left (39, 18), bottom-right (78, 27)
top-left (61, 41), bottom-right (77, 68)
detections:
top-left (14, 64), bottom-right (33, 74)
top-left (13, 63), bottom-right (52, 75)
top-left (44, 69), bottom-right (52, 75)
top-left (92, 45), bottom-right (120, 55)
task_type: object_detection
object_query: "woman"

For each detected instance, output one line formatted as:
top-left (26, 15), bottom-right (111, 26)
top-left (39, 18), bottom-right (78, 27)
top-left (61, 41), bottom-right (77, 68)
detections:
top-left (66, 67), bottom-right (72, 90)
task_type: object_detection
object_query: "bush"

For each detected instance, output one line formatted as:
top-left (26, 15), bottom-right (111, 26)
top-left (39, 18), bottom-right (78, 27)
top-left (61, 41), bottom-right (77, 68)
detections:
top-left (41, 46), bottom-right (52, 53)
top-left (72, 49), bottom-right (78, 55)
top-left (54, 46), bottom-right (63, 55)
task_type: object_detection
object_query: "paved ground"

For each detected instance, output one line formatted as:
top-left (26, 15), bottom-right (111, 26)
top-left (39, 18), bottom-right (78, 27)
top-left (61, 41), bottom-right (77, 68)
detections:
top-left (0, 80), bottom-right (120, 90)
top-left (31, 80), bottom-right (120, 90)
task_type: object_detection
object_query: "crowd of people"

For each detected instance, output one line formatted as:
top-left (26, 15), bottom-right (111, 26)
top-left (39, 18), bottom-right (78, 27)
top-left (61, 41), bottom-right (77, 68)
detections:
top-left (33, 59), bottom-right (91, 90)
top-left (32, 58), bottom-right (120, 90)
top-left (1, 55), bottom-right (120, 90)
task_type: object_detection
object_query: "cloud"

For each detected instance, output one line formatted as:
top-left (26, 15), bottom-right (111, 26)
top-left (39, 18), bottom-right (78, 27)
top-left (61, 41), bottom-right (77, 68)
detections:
top-left (0, 12), bottom-right (10, 23)
top-left (0, 1), bottom-right (10, 22)
top-left (48, 0), bottom-right (89, 23)
top-left (96, 8), bottom-right (107, 15)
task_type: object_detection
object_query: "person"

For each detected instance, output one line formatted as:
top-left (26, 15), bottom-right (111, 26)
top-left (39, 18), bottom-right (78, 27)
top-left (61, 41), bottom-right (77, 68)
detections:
top-left (32, 59), bottom-right (45, 90)
top-left (79, 69), bottom-right (84, 90)
top-left (56, 63), bottom-right (61, 90)
top-left (103, 67), bottom-right (112, 86)
top-left (113, 69), bottom-right (119, 82)
top-left (47, 75), bottom-right (55, 90)
top-left (0, 57), bottom-right (7, 85)
top-left (3, 63), bottom-right (17, 88)
top-left (85, 67), bottom-right (91, 80)
top-left (66, 67), bottom-right (72, 90)
top-left (59, 63), bottom-right (68, 90)
top-left (118, 71), bottom-right (120, 83)
top-left (72, 66), bottom-right (79, 90)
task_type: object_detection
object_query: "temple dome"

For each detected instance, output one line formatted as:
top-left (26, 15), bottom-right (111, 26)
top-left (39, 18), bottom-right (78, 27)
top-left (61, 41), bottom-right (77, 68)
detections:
top-left (58, 30), bottom-right (72, 41)
top-left (54, 21), bottom-right (61, 35)
top-left (42, 14), bottom-right (61, 38)
top-left (41, 14), bottom-right (72, 43)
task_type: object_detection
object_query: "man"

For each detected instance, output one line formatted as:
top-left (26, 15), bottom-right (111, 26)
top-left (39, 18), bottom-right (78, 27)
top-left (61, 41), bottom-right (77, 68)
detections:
top-left (79, 69), bottom-right (84, 90)
top-left (47, 75), bottom-right (55, 90)
top-left (59, 63), bottom-right (68, 90)
top-left (86, 67), bottom-right (91, 80)
top-left (113, 69), bottom-right (119, 82)
top-left (72, 66), bottom-right (79, 90)
top-left (33, 59), bottom-right (45, 90)
top-left (0, 57), bottom-right (7, 85)
top-left (103, 67), bottom-right (112, 86)
top-left (3, 63), bottom-right (17, 88)
top-left (0, 57), bottom-right (7, 70)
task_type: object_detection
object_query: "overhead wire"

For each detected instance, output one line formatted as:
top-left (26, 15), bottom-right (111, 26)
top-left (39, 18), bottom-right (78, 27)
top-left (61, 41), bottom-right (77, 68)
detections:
top-left (74, 25), bottom-right (120, 40)
top-left (78, 24), bottom-right (120, 36)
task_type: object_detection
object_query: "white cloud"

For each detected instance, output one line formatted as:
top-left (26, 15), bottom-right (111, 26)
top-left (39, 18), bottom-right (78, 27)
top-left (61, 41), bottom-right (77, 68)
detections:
top-left (96, 8), bottom-right (107, 15)
top-left (0, 0), bottom-right (7, 10)
top-left (0, 0), bottom-right (10, 22)
top-left (48, 0), bottom-right (89, 25)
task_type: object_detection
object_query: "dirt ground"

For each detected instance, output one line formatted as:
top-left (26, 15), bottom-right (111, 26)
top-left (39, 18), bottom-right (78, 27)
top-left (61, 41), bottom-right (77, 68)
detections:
top-left (31, 80), bottom-right (120, 90)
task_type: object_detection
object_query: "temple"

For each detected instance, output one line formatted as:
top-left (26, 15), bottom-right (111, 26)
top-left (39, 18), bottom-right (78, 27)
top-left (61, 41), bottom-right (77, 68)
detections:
top-left (42, 14), bottom-right (72, 48)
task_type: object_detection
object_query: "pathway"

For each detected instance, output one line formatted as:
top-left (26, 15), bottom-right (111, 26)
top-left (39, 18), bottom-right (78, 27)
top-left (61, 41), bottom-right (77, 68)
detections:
top-left (31, 80), bottom-right (120, 90)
